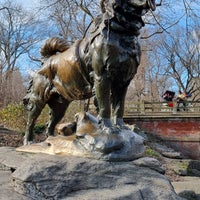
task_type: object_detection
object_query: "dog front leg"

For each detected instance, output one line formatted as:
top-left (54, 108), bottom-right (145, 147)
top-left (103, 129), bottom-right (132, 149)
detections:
top-left (94, 73), bottom-right (119, 134)
top-left (111, 84), bottom-right (130, 130)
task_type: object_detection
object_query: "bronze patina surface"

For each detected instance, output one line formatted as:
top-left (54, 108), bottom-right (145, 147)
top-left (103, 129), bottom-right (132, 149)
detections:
top-left (23, 0), bottom-right (156, 145)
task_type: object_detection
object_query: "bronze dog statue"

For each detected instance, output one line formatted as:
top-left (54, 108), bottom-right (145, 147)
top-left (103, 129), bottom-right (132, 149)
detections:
top-left (23, 0), bottom-right (156, 145)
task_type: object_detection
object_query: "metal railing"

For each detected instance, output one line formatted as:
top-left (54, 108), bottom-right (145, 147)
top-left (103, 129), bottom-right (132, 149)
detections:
top-left (124, 100), bottom-right (200, 118)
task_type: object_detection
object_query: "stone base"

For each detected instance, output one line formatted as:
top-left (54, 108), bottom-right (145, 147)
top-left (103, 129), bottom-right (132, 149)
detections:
top-left (17, 112), bottom-right (145, 161)
top-left (0, 147), bottom-right (182, 200)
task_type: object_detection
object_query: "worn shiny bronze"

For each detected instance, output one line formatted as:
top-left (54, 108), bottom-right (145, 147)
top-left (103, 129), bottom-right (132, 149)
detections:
top-left (23, 0), bottom-right (156, 145)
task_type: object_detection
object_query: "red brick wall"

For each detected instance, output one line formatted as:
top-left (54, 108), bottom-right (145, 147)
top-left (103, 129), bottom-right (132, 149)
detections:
top-left (125, 118), bottom-right (200, 159)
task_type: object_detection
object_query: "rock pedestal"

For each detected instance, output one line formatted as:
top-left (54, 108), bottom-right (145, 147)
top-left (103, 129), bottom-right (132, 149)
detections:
top-left (0, 112), bottom-right (186, 199)
top-left (0, 147), bottom-right (184, 200)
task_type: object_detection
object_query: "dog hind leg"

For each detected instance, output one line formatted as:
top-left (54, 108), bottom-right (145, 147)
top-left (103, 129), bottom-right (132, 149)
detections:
top-left (46, 95), bottom-right (70, 136)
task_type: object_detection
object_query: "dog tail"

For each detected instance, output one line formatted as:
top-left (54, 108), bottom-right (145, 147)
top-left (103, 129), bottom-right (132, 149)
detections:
top-left (40, 37), bottom-right (70, 58)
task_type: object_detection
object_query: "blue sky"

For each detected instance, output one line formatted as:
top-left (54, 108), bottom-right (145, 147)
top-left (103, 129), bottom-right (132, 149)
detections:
top-left (3, 0), bottom-right (200, 80)
top-left (14, 0), bottom-right (41, 10)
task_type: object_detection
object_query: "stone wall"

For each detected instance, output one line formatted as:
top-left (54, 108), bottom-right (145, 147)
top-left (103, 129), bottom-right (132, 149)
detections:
top-left (125, 118), bottom-right (200, 159)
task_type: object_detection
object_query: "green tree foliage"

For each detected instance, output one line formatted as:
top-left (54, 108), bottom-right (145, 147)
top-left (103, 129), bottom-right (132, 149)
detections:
top-left (0, 101), bottom-right (85, 133)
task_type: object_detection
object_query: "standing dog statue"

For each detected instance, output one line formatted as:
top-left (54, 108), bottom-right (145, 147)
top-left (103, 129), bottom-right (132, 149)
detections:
top-left (23, 0), bottom-right (156, 145)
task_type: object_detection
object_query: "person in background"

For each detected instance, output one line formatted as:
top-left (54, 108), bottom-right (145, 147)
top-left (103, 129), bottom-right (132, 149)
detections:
top-left (162, 91), bottom-right (174, 102)
top-left (177, 90), bottom-right (186, 111)
top-left (162, 90), bottom-right (175, 108)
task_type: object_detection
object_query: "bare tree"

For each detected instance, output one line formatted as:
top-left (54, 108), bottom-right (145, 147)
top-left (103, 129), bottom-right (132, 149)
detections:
top-left (134, 0), bottom-right (200, 102)
top-left (2, 69), bottom-right (26, 105)
top-left (40, 0), bottom-right (100, 41)
top-left (160, 27), bottom-right (200, 100)
top-left (126, 50), bottom-right (147, 102)
top-left (1, 0), bottom-right (198, 106)
top-left (0, 1), bottom-right (43, 106)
